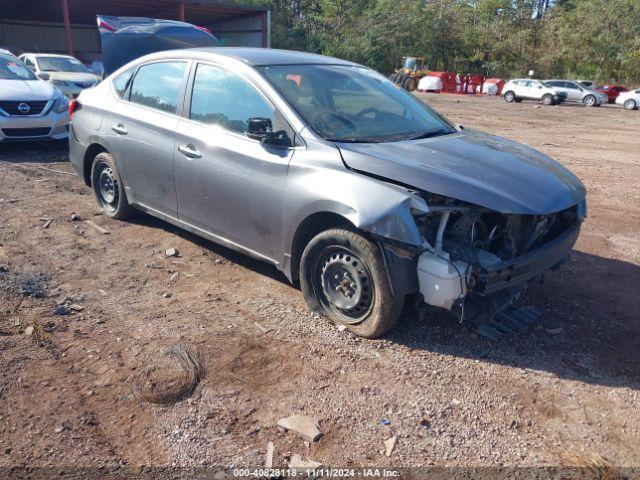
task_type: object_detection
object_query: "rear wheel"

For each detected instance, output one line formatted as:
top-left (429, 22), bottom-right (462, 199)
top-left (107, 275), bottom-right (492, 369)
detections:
top-left (624, 99), bottom-right (637, 110)
top-left (403, 77), bottom-right (418, 92)
top-left (300, 229), bottom-right (403, 339)
top-left (91, 152), bottom-right (136, 220)
top-left (504, 91), bottom-right (516, 102)
top-left (583, 94), bottom-right (596, 107)
top-left (541, 94), bottom-right (554, 105)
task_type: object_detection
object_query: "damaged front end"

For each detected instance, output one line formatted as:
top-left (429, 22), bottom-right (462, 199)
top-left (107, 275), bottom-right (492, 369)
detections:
top-left (408, 193), bottom-right (585, 338)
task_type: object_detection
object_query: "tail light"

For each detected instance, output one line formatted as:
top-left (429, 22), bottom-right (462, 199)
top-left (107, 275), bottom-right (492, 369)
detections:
top-left (68, 99), bottom-right (78, 119)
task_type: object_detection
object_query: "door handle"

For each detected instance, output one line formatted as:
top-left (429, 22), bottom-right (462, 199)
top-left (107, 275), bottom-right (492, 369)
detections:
top-left (111, 123), bottom-right (128, 135)
top-left (178, 144), bottom-right (202, 159)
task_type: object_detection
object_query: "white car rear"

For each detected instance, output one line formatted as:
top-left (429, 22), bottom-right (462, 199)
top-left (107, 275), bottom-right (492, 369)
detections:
top-left (615, 89), bottom-right (640, 110)
top-left (0, 51), bottom-right (69, 141)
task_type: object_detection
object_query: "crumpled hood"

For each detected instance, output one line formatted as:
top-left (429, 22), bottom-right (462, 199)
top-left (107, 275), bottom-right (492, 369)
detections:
top-left (0, 79), bottom-right (56, 101)
top-left (337, 129), bottom-right (586, 215)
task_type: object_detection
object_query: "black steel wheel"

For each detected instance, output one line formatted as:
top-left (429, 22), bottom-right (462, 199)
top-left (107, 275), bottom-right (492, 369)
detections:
top-left (91, 152), bottom-right (136, 220)
top-left (300, 228), bottom-right (404, 338)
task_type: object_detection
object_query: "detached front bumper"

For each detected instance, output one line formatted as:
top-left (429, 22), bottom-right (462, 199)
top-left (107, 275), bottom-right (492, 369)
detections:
top-left (0, 110), bottom-right (69, 142)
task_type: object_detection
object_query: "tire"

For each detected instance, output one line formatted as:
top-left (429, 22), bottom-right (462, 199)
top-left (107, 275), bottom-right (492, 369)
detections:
top-left (389, 73), bottom-right (398, 82)
top-left (583, 94), bottom-right (596, 107)
top-left (403, 77), bottom-right (418, 92)
top-left (541, 94), bottom-right (554, 106)
top-left (624, 99), bottom-right (637, 110)
top-left (504, 91), bottom-right (516, 102)
top-left (300, 228), bottom-right (404, 339)
top-left (90, 152), bottom-right (136, 220)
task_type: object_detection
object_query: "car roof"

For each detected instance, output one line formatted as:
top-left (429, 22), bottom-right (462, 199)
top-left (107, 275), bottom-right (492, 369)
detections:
top-left (153, 47), bottom-right (360, 67)
top-left (25, 53), bottom-right (77, 59)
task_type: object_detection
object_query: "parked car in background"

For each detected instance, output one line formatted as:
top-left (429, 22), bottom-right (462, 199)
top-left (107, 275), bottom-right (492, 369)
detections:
top-left (0, 50), bottom-right (69, 142)
top-left (615, 89), bottom-right (640, 110)
top-left (69, 48), bottom-right (586, 340)
top-left (18, 53), bottom-right (101, 99)
top-left (578, 80), bottom-right (596, 89)
top-left (502, 79), bottom-right (566, 105)
top-left (597, 85), bottom-right (628, 103)
top-left (544, 80), bottom-right (608, 106)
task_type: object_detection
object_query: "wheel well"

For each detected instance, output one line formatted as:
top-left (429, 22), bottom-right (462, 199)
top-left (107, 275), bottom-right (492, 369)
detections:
top-left (83, 144), bottom-right (108, 186)
top-left (289, 212), bottom-right (356, 284)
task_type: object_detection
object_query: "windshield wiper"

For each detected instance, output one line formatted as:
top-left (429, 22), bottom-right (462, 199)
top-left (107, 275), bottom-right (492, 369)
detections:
top-left (405, 129), bottom-right (453, 141)
top-left (326, 137), bottom-right (380, 143)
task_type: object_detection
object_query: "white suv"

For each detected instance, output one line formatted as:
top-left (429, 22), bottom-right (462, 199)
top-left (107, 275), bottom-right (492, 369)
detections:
top-left (503, 79), bottom-right (565, 105)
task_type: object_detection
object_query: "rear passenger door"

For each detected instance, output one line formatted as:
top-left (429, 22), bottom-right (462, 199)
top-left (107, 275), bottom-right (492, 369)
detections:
top-left (105, 60), bottom-right (190, 217)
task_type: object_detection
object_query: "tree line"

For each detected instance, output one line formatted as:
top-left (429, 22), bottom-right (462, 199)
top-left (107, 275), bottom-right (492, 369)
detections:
top-left (233, 0), bottom-right (640, 84)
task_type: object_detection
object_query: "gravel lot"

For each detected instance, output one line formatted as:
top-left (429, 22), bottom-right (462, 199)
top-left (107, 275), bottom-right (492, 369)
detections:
top-left (0, 94), bottom-right (638, 472)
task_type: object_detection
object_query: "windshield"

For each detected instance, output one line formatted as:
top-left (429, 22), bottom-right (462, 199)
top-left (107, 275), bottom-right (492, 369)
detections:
top-left (36, 56), bottom-right (90, 73)
top-left (403, 58), bottom-right (417, 71)
top-left (259, 64), bottom-right (455, 143)
top-left (0, 55), bottom-right (36, 80)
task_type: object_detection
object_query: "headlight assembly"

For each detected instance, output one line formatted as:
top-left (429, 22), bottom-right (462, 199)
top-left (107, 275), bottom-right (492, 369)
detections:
top-left (52, 95), bottom-right (69, 114)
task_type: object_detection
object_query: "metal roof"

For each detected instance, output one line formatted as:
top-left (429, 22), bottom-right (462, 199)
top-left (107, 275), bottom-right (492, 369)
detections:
top-left (1, 0), bottom-right (268, 24)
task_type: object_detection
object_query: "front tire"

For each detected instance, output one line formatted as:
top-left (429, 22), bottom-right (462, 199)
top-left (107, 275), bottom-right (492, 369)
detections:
top-left (403, 77), bottom-right (418, 92)
top-left (91, 152), bottom-right (136, 220)
top-left (583, 95), bottom-right (596, 107)
top-left (624, 99), bottom-right (637, 110)
top-left (300, 229), bottom-right (403, 339)
top-left (504, 91), bottom-right (516, 102)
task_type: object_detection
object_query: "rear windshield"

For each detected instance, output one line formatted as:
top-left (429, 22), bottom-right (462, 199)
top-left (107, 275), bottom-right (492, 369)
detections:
top-left (0, 55), bottom-right (36, 80)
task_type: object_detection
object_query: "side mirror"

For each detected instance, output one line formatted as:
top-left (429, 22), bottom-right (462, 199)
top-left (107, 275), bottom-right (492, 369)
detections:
top-left (246, 117), bottom-right (291, 147)
top-left (37, 72), bottom-right (50, 81)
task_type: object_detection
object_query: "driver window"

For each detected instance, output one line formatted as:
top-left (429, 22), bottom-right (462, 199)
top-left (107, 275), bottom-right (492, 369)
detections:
top-left (190, 63), bottom-right (277, 134)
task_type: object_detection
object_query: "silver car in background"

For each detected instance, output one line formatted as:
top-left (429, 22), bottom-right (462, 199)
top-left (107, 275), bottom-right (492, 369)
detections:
top-left (19, 53), bottom-right (101, 99)
top-left (69, 48), bottom-right (586, 339)
top-left (0, 50), bottom-right (69, 142)
top-left (544, 79), bottom-right (608, 106)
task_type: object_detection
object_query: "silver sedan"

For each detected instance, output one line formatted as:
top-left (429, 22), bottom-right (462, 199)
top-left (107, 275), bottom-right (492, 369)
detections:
top-left (69, 48), bottom-right (586, 339)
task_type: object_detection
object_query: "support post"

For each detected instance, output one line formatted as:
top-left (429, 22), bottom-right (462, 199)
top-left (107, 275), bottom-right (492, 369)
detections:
top-left (261, 11), bottom-right (267, 48)
top-left (60, 0), bottom-right (74, 56)
top-left (178, 1), bottom-right (186, 21)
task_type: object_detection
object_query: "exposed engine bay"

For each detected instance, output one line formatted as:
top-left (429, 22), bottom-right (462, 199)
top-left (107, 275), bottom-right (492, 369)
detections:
top-left (410, 192), bottom-right (583, 338)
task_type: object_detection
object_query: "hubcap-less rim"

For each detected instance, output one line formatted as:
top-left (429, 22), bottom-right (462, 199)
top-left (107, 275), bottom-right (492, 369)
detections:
top-left (585, 96), bottom-right (595, 106)
top-left (97, 164), bottom-right (119, 210)
top-left (318, 247), bottom-right (373, 322)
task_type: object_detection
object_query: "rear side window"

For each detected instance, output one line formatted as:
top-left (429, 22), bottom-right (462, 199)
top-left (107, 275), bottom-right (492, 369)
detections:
top-left (113, 67), bottom-right (135, 98)
top-left (189, 63), bottom-right (275, 134)
top-left (130, 61), bottom-right (187, 114)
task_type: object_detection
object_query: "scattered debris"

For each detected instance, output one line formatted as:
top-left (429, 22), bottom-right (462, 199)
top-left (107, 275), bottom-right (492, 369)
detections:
top-left (54, 305), bottom-right (72, 316)
top-left (24, 326), bottom-right (34, 336)
top-left (546, 327), bottom-right (564, 334)
top-left (384, 436), bottom-right (397, 457)
top-left (419, 418), bottom-right (431, 428)
top-left (337, 324), bottom-right (347, 332)
top-left (254, 321), bottom-right (270, 334)
top-left (381, 418), bottom-right (391, 426)
top-left (0, 264), bottom-right (8, 273)
top-left (42, 219), bottom-right (53, 229)
top-left (289, 454), bottom-right (322, 469)
top-left (451, 398), bottom-right (461, 406)
top-left (84, 220), bottom-right (109, 235)
top-left (277, 414), bottom-right (322, 442)
top-left (69, 213), bottom-right (81, 222)
top-left (169, 272), bottom-right (179, 283)
top-left (33, 165), bottom-right (77, 177)
top-left (265, 441), bottom-right (274, 468)
top-left (68, 304), bottom-right (84, 312)
top-left (165, 248), bottom-right (179, 258)
top-left (162, 292), bottom-right (172, 299)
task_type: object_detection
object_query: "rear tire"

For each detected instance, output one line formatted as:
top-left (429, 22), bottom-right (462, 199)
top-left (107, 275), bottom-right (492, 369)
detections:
top-left (504, 91), bottom-right (516, 102)
top-left (300, 228), bottom-right (403, 339)
top-left (541, 94), bottom-right (554, 105)
top-left (624, 99), bottom-right (637, 110)
top-left (91, 152), bottom-right (136, 220)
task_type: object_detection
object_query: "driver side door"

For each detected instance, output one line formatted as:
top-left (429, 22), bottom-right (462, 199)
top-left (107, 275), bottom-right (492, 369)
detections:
top-left (174, 62), bottom-right (296, 261)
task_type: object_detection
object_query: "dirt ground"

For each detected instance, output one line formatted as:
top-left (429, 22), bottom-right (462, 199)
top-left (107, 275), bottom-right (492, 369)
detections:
top-left (0, 94), bottom-right (639, 472)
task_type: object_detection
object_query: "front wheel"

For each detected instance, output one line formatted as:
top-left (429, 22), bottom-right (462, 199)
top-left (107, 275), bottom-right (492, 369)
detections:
top-left (504, 91), bottom-right (516, 102)
top-left (403, 77), bottom-right (418, 92)
top-left (583, 95), bottom-right (596, 107)
top-left (624, 99), bottom-right (637, 110)
top-left (300, 229), bottom-right (404, 338)
top-left (91, 152), bottom-right (136, 220)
